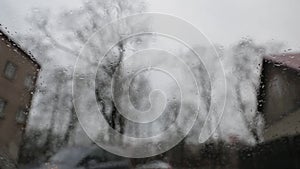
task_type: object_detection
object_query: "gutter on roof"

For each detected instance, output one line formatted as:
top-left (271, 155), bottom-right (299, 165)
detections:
top-left (0, 29), bottom-right (41, 69)
top-left (263, 53), bottom-right (300, 72)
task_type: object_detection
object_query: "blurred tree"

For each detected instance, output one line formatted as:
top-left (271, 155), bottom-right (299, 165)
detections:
top-left (231, 39), bottom-right (266, 143)
top-left (19, 0), bottom-right (148, 162)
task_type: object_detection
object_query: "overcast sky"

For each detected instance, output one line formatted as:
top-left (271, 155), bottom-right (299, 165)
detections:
top-left (0, 0), bottom-right (299, 51)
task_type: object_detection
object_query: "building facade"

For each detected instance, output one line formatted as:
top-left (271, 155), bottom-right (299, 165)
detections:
top-left (258, 53), bottom-right (300, 141)
top-left (239, 53), bottom-right (300, 169)
top-left (0, 30), bottom-right (40, 161)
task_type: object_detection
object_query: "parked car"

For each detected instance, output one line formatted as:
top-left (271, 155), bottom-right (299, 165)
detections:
top-left (135, 160), bottom-right (172, 169)
top-left (37, 146), bottom-right (131, 169)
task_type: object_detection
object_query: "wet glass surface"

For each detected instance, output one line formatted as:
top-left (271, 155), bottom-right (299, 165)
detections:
top-left (0, 0), bottom-right (299, 168)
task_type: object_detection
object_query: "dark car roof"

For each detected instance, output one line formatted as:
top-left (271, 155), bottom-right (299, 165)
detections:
top-left (50, 145), bottom-right (126, 166)
top-left (50, 146), bottom-right (96, 165)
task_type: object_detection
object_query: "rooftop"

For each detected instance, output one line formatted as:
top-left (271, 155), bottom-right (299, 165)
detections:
top-left (264, 53), bottom-right (300, 72)
top-left (0, 29), bottom-right (40, 69)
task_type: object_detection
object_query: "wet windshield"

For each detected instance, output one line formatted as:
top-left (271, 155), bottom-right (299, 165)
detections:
top-left (0, 0), bottom-right (299, 169)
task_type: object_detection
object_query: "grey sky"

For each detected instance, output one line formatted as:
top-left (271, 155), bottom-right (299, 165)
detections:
top-left (150, 0), bottom-right (300, 50)
top-left (0, 0), bottom-right (299, 51)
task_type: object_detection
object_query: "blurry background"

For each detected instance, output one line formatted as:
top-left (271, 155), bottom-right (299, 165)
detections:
top-left (0, 0), bottom-right (299, 168)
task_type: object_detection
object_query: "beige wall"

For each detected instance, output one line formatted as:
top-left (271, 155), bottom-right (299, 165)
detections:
top-left (261, 59), bottom-right (300, 141)
top-left (263, 63), bottom-right (300, 125)
top-left (0, 35), bottom-right (39, 160)
top-left (264, 108), bottom-right (300, 141)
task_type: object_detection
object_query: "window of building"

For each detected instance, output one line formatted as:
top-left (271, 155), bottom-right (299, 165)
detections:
top-left (0, 98), bottom-right (7, 118)
top-left (4, 61), bottom-right (17, 80)
top-left (16, 108), bottom-right (26, 124)
top-left (24, 74), bottom-right (34, 90)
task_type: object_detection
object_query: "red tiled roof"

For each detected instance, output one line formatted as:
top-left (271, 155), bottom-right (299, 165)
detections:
top-left (265, 53), bottom-right (300, 72)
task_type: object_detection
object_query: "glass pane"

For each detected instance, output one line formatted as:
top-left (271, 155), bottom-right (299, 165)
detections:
top-left (0, 1), bottom-right (299, 169)
top-left (24, 75), bottom-right (34, 90)
top-left (4, 61), bottom-right (17, 80)
top-left (0, 98), bottom-right (6, 117)
top-left (16, 109), bottom-right (26, 124)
